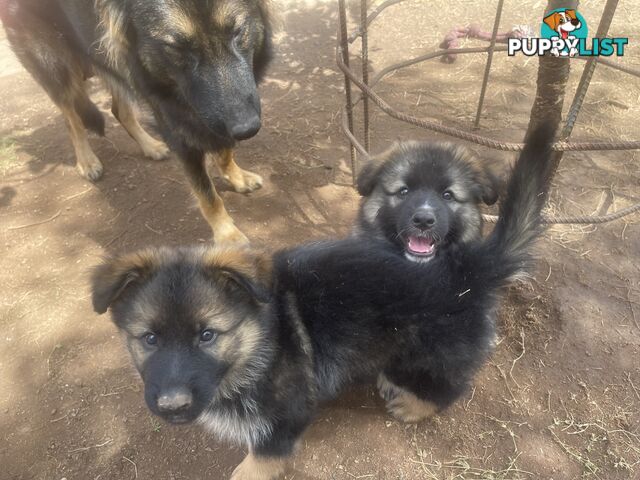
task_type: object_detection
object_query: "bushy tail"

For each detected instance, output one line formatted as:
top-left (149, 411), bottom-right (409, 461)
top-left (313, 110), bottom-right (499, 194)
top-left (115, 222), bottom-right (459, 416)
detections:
top-left (485, 125), bottom-right (556, 277)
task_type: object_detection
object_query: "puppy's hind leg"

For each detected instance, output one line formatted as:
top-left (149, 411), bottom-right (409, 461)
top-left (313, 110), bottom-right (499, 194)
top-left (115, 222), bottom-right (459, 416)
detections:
top-left (213, 149), bottom-right (263, 193)
top-left (377, 373), bottom-right (439, 423)
top-left (110, 87), bottom-right (169, 160)
top-left (231, 452), bottom-right (287, 480)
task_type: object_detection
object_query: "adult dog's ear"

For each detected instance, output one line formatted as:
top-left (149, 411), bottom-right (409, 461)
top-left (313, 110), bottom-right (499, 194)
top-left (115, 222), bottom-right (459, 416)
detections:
top-left (91, 250), bottom-right (159, 314)
top-left (543, 12), bottom-right (561, 31)
top-left (202, 248), bottom-right (272, 304)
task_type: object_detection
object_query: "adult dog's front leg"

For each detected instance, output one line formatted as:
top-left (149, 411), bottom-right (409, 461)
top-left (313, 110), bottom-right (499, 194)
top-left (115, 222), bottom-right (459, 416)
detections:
top-left (181, 148), bottom-right (248, 244)
top-left (213, 148), bottom-right (263, 193)
top-left (110, 87), bottom-right (169, 161)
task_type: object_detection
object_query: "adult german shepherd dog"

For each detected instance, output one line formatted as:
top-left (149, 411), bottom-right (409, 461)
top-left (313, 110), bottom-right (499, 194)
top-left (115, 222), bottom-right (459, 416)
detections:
top-left (0, 0), bottom-right (272, 243)
top-left (91, 127), bottom-right (555, 479)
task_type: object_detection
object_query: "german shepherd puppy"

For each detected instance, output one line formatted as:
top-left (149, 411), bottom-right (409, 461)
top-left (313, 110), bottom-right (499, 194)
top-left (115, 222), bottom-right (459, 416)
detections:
top-left (91, 127), bottom-right (555, 479)
top-left (356, 141), bottom-right (500, 261)
top-left (0, 0), bottom-right (272, 243)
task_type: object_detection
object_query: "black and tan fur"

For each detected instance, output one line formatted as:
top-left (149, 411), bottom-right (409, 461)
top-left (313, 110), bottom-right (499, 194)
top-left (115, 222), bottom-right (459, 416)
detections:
top-left (356, 141), bottom-right (499, 262)
top-left (91, 127), bottom-right (555, 479)
top-left (0, 0), bottom-right (273, 243)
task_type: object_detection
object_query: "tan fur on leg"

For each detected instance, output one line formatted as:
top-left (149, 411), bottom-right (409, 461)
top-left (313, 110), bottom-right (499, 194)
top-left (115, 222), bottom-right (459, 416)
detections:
top-left (194, 190), bottom-right (248, 245)
top-left (230, 452), bottom-right (287, 480)
top-left (111, 88), bottom-right (169, 160)
top-left (377, 373), bottom-right (438, 423)
top-left (61, 105), bottom-right (104, 181)
top-left (214, 149), bottom-right (263, 193)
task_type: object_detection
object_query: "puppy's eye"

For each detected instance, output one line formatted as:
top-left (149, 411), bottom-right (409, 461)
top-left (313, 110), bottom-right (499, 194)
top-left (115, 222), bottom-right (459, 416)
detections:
top-left (396, 187), bottom-right (409, 197)
top-left (199, 329), bottom-right (217, 343)
top-left (144, 333), bottom-right (158, 346)
top-left (442, 190), bottom-right (454, 201)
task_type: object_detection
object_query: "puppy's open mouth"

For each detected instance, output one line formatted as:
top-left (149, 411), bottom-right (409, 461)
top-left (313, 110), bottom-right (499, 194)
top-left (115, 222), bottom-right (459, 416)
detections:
top-left (405, 235), bottom-right (436, 261)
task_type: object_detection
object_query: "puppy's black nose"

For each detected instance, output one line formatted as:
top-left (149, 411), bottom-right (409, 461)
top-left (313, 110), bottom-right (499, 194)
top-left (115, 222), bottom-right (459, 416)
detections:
top-left (571, 18), bottom-right (580, 26)
top-left (230, 115), bottom-right (261, 140)
top-left (412, 209), bottom-right (436, 229)
top-left (157, 388), bottom-right (193, 413)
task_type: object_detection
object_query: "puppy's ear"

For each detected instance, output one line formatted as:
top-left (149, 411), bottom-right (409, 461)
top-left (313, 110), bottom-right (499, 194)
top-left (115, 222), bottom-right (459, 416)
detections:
top-left (202, 248), bottom-right (272, 304)
top-left (91, 250), bottom-right (158, 314)
top-left (357, 144), bottom-right (399, 196)
top-left (543, 12), bottom-right (560, 31)
top-left (566, 9), bottom-right (577, 20)
top-left (473, 166), bottom-right (500, 206)
top-left (356, 161), bottom-right (383, 197)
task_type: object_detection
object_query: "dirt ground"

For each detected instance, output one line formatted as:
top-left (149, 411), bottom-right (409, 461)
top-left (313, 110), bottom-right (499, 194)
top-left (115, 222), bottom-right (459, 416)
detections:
top-left (1, 1), bottom-right (639, 479)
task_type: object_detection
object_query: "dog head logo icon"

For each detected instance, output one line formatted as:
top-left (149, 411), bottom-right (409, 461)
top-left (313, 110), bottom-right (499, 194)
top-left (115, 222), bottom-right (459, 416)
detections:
top-left (541, 8), bottom-right (588, 56)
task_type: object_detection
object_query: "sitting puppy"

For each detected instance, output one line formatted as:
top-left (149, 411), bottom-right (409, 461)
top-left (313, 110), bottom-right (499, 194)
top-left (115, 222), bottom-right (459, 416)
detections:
top-left (355, 142), bottom-right (499, 262)
top-left (91, 127), bottom-right (554, 480)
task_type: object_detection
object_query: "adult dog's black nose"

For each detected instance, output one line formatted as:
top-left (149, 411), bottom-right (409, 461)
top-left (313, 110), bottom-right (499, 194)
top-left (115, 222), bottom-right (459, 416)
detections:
top-left (230, 115), bottom-right (261, 140)
top-left (412, 209), bottom-right (436, 229)
top-left (157, 388), bottom-right (193, 413)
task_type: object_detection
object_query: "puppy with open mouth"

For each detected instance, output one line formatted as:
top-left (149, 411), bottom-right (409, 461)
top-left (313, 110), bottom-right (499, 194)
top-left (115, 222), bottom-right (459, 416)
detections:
top-left (355, 141), bottom-right (500, 262)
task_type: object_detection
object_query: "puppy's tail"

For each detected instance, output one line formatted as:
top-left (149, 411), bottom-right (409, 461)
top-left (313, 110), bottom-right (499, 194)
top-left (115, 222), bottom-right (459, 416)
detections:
top-left (485, 125), bottom-right (556, 278)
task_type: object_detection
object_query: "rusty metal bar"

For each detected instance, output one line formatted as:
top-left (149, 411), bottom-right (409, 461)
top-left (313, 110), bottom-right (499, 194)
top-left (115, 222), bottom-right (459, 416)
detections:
top-left (561, 0), bottom-right (619, 139)
top-left (361, 0), bottom-right (370, 152)
top-left (484, 200), bottom-right (640, 224)
top-left (473, 0), bottom-right (504, 129)
top-left (348, 0), bottom-right (406, 43)
top-left (352, 46), bottom-right (508, 108)
top-left (336, 44), bottom-right (640, 152)
top-left (596, 57), bottom-right (640, 77)
top-left (338, 0), bottom-right (357, 184)
top-left (336, 0), bottom-right (640, 224)
top-left (342, 105), bottom-right (369, 159)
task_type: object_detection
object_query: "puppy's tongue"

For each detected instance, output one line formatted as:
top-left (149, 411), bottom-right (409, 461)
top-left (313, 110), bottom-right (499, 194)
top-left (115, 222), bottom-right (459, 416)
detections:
top-left (407, 235), bottom-right (435, 255)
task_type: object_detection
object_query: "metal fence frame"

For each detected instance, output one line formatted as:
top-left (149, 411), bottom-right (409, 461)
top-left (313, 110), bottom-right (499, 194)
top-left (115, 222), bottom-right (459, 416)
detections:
top-left (337, 0), bottom-right (640, 224)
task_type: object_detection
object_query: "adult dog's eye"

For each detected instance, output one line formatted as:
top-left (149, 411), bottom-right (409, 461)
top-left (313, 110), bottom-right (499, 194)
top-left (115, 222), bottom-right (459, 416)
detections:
top-left (233, 25), bottom-right (245, 38)
top-left (396, 187), bottom-right (409, 197)
top-left (232, 25), bottom-right (248, 46)
top-left (200, 329), bottom-right (217, 343)
top-left (144, 333), bottom-right (158, 346)
top-left (442, 190), bottom-right (454, 201)
top-left (161, 36), bottom-right (192, 54)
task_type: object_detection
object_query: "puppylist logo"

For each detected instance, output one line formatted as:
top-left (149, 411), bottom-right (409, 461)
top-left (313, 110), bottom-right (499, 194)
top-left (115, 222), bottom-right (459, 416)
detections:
top-left (508, 8), bottom-right (628, 57)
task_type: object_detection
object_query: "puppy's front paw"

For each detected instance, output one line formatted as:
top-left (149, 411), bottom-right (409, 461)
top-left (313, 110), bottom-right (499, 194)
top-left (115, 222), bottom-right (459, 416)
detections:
top-left (231, 453), bottom-right (286, 480)
top-left (386, 392), bottom-right (438, 423)
top-left (377, 373), bottom-right (400, 402)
